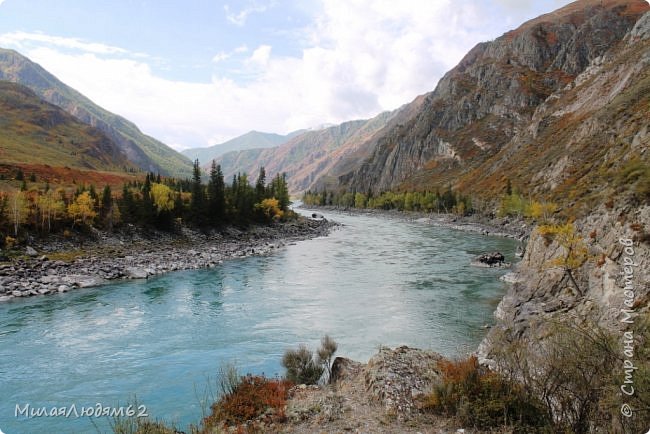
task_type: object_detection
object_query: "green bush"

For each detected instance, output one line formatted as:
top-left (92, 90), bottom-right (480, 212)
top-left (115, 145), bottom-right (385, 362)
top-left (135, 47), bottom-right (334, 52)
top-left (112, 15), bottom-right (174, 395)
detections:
top-left (282, 344), bottom-right (324, 385)
top-left (282, 335), bottom-right (338, 385)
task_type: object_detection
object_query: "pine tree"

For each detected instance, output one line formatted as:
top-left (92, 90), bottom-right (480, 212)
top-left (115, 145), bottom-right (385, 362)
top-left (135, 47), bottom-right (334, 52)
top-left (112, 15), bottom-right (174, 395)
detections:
top-left (120, 184), bottom-right (137, 224)
top-left (207, 160), bottom-right (226, 224)
top-left (190, 159), bottom-right (206, 225)
top-left (140, 174), bottom-right (156, 225)
top-left (271, 173), bottom-right (290, 211)
top-left (100, 185), bottom-right (115, 230)
top-left (255, 166), bottom-right (267, 203)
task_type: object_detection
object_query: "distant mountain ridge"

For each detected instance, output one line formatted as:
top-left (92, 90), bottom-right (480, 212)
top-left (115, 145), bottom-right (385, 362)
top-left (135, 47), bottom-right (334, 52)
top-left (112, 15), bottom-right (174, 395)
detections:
top-left (0, 80), bottom-right (137, 172)
top-left (212, 109), bottom-right (406, 193)
top-left (181, 130), bottom-right (303, 164)
top-left (0, 48), bottom-right (193, 179)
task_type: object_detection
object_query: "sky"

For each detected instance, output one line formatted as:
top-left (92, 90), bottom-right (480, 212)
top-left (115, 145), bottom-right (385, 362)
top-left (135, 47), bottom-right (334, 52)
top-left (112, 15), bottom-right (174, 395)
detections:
top-left (0, 0), bottom-right (573, 151)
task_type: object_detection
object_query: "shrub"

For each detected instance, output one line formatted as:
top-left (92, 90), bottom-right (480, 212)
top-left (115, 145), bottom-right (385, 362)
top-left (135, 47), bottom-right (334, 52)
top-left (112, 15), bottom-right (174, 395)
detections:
top-left (316, 334), bottom-right (338, 383)
top-left (422, 356), bottom-right (548, 431)
top-left (489, 317), bottom-right (649, 434)
top-left (109, 398), bottom-right (178, 434)
top-left (202, 375), bottom-right (293, 430)
top-left (282, 344), bottom-right (324, 385)
top-left (4, 236), bottom-right (16, 249)
top-left (282, 335), bottom-right (338, 385)
top-left (537, 223), bottom-right (589, 295)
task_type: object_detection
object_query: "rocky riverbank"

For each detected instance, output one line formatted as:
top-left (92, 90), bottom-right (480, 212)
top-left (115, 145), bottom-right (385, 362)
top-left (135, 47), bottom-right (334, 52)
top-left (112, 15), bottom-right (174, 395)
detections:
top-left (0, 217), bottom-right (336, 302)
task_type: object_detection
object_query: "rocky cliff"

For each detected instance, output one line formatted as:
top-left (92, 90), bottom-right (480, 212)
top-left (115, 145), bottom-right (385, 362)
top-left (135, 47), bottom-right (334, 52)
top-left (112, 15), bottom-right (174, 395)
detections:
top-left (478, 9), bottom-right (650, 365)
top-left (336, 0), bottom-right (648, 205)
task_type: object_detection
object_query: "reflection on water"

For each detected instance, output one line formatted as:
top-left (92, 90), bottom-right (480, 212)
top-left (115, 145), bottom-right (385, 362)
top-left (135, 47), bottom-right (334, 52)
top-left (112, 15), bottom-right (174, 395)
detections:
top-left (0, 209), bottom-right (518, 433)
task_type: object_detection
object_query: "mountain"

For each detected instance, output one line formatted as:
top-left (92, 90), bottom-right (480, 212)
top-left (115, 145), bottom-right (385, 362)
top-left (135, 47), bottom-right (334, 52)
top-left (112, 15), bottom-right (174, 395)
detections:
top-left (213, 110), bottom-right (404, 193)
top-left (182, 130), bottom-right (304, 164)
top-left (332, 0), bottom-right (649, 212)
top-left (0, 48), bottom-right (193, 179)
top-left (0, 80), bottom-right (136, 172)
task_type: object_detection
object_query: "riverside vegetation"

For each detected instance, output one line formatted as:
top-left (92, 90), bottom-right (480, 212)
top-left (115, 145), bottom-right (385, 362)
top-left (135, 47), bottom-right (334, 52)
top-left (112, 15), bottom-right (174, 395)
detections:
top-left (0, 160), bottom-right (324, 302)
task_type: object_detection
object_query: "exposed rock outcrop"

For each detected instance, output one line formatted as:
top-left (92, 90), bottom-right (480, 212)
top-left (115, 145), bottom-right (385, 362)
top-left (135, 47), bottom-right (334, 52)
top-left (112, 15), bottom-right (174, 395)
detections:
top-left (478, 204), bottom-right (650, 366)
top-left (284, 346), bottom-right (461, 434)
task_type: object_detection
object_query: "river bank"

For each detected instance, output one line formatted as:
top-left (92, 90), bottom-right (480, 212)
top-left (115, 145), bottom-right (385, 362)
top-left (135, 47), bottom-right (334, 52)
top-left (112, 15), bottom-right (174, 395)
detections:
top-left (0, 217), bottom-right (335, 303)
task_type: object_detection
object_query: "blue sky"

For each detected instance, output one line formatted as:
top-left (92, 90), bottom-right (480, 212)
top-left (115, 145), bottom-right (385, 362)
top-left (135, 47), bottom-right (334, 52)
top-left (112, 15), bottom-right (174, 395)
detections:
top-left (0, 0), bottom-right (572, 150)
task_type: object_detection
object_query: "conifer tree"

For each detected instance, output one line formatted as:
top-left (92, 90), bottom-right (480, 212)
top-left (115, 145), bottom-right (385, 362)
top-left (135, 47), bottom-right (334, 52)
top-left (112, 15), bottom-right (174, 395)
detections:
top-left (207, 160), bottom-right (226, 223)
top-left (190, 159), bottom-right (206, 225)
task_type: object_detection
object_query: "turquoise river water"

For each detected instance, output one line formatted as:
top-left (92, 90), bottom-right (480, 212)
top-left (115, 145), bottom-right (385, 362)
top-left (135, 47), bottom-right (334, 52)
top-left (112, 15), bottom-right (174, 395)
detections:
top-left (0, 209), bottom-right (518, 433)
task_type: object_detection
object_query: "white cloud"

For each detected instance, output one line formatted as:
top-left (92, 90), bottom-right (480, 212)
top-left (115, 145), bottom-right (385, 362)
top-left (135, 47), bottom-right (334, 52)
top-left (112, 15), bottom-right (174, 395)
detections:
top-left (212, 51), bottom-right (230, 63)
top-left (0, 0), bottom-right (541, 150)
top-left (224, 2), bottom-right (270, 26)
top-left (248, 44), bottom-right (272, 67)
top-left (0, 31), bottom-right (130, 55)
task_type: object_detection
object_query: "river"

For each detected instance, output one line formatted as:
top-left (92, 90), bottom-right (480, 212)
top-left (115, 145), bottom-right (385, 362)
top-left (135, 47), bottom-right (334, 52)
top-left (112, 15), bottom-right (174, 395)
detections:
top-left (0, 209), bottom-right (518, 433)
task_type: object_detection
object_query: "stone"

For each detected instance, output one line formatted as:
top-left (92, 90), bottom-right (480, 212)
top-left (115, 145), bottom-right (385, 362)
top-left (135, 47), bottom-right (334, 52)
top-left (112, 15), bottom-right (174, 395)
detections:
top-left (40, 275), bottom-right (60, 284)
top-left (57, 285), bottom-right (70, 293)
top-left (472, 252), bottom-right (508, 267)
top-left (124, 267), bottom-right (148, 279)
top-left (25, 246), bottom-right (38, 257)
top-left (74, 276), bottom-right (105, 288)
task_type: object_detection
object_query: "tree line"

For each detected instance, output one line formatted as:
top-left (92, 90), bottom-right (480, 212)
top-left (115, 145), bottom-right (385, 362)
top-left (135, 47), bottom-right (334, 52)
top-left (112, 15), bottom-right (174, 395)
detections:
top-left (302, 186), bottom-right (474, 215)
top-left (0, 160), bottom-right (291, 246)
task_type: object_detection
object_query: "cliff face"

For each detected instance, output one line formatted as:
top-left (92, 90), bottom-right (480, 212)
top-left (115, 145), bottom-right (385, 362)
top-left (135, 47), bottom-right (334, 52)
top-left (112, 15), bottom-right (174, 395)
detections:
top-left (337, 0), bottom-right (649, 198)
top-left (476, 0), bottom-right (650, 382)
top-left (479, 204), bottom-right (650, 370)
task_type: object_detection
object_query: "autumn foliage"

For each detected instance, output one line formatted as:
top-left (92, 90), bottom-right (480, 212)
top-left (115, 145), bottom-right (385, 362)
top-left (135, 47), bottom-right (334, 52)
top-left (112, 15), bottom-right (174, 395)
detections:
top-left (201, 375), bottom-right (293, 432)
top-left (423, 356), bottom-right (548, 431)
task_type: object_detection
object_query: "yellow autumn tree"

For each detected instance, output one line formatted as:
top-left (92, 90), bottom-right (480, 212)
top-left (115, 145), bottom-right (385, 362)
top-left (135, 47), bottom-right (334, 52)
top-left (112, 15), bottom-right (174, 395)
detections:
top-left (9, 190), bottom-right (29, 236)
top-left (68, 191), bottom-right (97, 228)
top-left (255, 197), bottom-right (284, 221)
top-left (538, 223), bottom-right (590, 295)
top-left (37, 190), bottom-right (66, 232)
top-left (526, 201), bottom-right (558, 222)
top-left (151, 183), bottom-right (175, 214)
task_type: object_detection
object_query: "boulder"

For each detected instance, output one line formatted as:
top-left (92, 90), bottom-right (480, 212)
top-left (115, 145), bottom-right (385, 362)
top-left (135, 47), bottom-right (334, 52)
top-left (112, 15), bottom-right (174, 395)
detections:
top-left (40, 275), bottom-right (60, 284)
top-left (472, 252), bottom-right (508, 267)
top-left (124, 267), bottom-right (148, 279)
top-left (73, 276), bottom-right (105, 288)
top-left (25, 246), bottom-right (38, 257)
top-left (330, 357), bottom-right (363, 384)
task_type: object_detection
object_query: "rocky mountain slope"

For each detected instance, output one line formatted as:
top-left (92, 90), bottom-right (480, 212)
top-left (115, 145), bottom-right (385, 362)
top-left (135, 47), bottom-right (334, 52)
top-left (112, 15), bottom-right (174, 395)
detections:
top-left (182, 130), bottom-right (303, 164)
top-left (0, 48), bottom-right (193, 179)
top-left (0, 81), bottom-right (137, 172)
top-left (213, 105), bottom-right (425, 193)
top-left (334, 0), bottom-right (648, 210)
